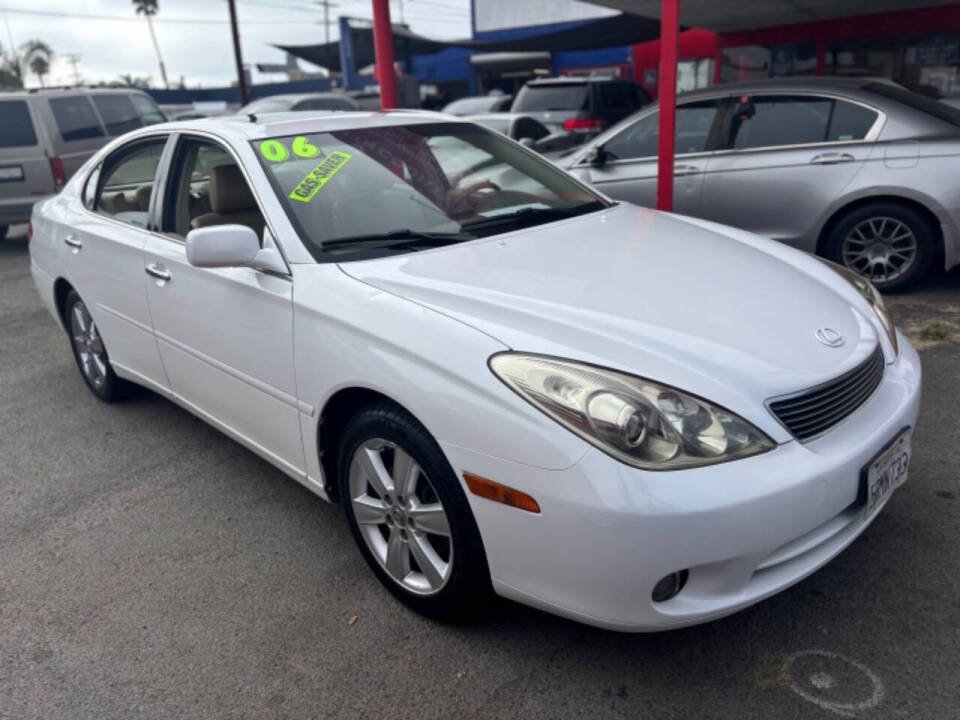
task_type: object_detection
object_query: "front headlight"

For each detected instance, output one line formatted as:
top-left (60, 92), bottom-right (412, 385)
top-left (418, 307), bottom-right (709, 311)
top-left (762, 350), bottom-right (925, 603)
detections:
top-left (818, 258), bottom-right (898, 357)
top-left (489, 354), bottom-right (774, 471)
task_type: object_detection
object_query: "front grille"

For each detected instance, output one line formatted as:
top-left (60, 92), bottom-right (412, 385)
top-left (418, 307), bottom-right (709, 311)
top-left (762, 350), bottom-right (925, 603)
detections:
top-left (768, 347), bottom-right (885, 441)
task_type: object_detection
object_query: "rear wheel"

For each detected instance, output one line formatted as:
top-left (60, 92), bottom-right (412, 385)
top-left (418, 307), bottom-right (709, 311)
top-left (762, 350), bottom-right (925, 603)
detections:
top-left (338, 401), bottom-right (492, 620)
top-left (825, 202), bottom-right (936, 292)
top-left (64, 290), bottom-right (128, 402)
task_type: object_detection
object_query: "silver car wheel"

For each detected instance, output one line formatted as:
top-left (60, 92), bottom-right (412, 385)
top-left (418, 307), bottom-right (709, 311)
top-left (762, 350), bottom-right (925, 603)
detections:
top-left (348, 439), bottom-right (453, 595)
top-left (841, 216), bottom-right (917, 284)
top-left (69, 300), bottom-right (107, 388)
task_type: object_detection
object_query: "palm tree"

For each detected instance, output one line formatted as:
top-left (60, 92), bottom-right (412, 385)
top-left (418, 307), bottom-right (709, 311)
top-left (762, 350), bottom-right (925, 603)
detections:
top-left (20, 40), bottom-right (52, 88)
top-left (133, 0), bottom-right (169, 89)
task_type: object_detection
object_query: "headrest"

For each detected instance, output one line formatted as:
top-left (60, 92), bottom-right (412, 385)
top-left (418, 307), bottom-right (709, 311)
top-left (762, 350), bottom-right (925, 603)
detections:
top-left (209, 164), bottom-right (256, 214)
top-left (135, 184), bottom-right (153, 211)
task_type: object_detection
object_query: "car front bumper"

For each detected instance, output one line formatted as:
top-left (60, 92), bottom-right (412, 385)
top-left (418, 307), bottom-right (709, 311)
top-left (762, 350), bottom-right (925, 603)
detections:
top-left (441, 333), bottom-right (922, 631)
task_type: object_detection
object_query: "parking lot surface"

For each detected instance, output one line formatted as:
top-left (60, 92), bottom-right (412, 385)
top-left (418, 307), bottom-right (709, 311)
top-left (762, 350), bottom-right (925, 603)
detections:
top-left (2, 225), bottom-right (958, 720)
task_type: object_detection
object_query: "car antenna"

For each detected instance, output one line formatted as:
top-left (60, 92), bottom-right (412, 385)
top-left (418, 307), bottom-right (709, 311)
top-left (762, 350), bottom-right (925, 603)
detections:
top-left (247, 113), bottom-right (257, 123)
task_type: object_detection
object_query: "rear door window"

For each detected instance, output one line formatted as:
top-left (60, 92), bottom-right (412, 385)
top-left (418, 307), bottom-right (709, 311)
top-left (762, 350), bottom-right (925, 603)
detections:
top-left (731, 95), bottom-right (833, 150)
top-left (827, 100), bottom-right (879, 141)
top-left (95, 139), bottom-right (167, 227)
top-left (0, 100), bottom-right (38, 148)
top-left (49, 96), bottom-right (105, 142)
top-left (130, 94), bottom-right (165, 125)
top-left (514, 84), bottom-right (590, 112)
top-left (91, 94), bottom-right (143, 136)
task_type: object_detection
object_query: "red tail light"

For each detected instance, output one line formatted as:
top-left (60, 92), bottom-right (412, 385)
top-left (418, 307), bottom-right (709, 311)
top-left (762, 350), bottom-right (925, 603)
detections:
top-left (563, 117), bottom-right (606, 131)
top-left (49, 156), bottom-right (66, 192)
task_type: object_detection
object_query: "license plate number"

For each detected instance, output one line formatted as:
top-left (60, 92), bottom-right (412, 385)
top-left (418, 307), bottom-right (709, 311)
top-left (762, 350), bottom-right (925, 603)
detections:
top-left (0, 165), bottom-right (24, 181)
top-left (864, 429), bottom-right (911, 518)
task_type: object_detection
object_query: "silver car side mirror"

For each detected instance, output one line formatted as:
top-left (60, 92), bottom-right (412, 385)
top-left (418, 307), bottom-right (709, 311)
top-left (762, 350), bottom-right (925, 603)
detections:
top-left (185, 224), bottom-right (286, 274)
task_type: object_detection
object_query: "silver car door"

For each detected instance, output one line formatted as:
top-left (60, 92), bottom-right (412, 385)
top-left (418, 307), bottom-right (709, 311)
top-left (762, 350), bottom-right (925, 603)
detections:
top-left (699, 94), bottom-right (881, 247)
top-left (581, 100), bottom-right (722, 216)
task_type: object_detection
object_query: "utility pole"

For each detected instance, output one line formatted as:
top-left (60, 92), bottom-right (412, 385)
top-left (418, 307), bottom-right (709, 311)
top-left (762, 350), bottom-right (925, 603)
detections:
top-left (227, 0), bottom-right (248, 106)
top-left (397, 0), bottom-right (404, 24)
top-left (64, 53), bottom-right (82, 85)
top-left (315, 0), bottom-right (338, 45)
top-left (143, 12), bottom-right (169, 88)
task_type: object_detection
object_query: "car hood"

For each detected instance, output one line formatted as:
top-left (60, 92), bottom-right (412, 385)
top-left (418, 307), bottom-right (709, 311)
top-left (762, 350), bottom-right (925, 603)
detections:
top-left (338, 204), bottom-right (880, 427)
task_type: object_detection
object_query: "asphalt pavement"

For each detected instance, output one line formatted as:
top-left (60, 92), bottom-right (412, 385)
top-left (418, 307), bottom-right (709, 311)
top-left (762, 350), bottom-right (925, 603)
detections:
top-left (2, 225), bottom-right (958, 720)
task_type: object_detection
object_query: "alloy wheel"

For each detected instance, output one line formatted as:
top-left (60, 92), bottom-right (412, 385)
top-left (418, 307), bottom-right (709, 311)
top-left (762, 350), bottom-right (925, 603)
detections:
top-left (348, 439), bottom-right (453, 595)
top-left (841, 216), bottom-right (917, 284)
top-left (69, 300), bottom-right (108, 388)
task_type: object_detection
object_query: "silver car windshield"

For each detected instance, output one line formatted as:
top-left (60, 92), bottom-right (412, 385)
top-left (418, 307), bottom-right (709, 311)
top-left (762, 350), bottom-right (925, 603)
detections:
top-left (255, 121), bottom-right (607, 262)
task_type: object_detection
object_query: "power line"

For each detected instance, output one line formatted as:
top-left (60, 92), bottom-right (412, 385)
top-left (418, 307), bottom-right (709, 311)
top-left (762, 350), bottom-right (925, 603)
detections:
top-left (0, 6), bottom-right (310, 25)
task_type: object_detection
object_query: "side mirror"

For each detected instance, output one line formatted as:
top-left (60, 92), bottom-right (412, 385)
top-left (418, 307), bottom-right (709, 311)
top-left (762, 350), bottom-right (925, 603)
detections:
top-left (585, 144), bottom-right (608, 167)
top-left (185, 224), bottom-right (286, 274)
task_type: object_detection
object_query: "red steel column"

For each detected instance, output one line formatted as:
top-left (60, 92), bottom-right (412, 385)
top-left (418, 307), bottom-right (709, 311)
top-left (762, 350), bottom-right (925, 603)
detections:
top-left (657, 0), bottom-right (679, 212)
top-left (371, 0), bottom-right (398, 109)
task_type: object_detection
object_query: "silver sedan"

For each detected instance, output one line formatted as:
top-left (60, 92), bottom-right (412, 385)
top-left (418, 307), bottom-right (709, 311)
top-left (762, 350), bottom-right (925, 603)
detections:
top-left (564, 77), bottom-right (960, 291)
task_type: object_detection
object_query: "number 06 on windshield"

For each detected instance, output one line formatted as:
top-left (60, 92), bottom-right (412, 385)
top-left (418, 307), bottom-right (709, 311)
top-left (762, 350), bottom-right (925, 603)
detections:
top-left (289, 151), bottom-right (352, 203)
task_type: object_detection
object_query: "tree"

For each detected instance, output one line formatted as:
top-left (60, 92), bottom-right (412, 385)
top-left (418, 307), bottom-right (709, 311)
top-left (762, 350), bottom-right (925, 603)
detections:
top-left (116, 73), bottom-right (151, 89)
top-left (20, 40), bottom-right (52, 88)
top-left (133, 0), bottom-right (169, 89)
top-left (0, 42), bottom-right (23, 88)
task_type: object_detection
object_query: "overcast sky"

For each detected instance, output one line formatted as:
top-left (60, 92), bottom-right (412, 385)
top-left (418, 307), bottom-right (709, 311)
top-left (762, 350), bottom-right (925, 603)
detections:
top-left (0, 0), bottom-right (472, 88)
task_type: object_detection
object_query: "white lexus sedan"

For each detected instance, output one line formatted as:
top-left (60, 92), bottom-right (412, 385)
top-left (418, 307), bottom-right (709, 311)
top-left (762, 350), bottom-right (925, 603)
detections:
top-left (28, 111), bottom-right (921, 631)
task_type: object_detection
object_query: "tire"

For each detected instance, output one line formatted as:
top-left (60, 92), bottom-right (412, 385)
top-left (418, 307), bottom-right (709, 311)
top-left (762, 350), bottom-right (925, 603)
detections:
top-left (338, 401), bottom-right (492, 621)
top-left (63, 290), bottom-right (130, 402)
top-left (824, 202), bottom-right (936, 292)
top-left (0, 225), bottom-right (8, 241)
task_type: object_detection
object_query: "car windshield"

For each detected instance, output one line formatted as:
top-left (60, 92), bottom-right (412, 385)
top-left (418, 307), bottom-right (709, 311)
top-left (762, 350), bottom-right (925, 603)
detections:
top-left (255, 121), bottom-right (607, 262)
top-left (514, 83), bottom-right (589, 112)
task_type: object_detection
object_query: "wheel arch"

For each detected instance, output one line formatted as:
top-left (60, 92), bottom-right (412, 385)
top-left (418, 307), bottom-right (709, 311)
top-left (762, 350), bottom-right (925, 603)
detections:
top-left (815, 194), bottom-right (944, 264)
top-left (316, 385), bottom-right (422, 503)
top-left (53, 277), bottom-right (76, 330)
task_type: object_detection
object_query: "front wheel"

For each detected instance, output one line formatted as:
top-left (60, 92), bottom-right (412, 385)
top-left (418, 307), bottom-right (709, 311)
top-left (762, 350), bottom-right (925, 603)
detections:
top-left (338, 401), bottom-right (492, 620)
top-left (824, 202), bottom-right (936, 292)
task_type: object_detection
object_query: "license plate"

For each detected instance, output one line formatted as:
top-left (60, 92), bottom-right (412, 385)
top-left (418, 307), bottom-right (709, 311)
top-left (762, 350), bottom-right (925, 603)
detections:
top-left (863, 429), bottom-right (911, 519)
top-left (0, 165), bottom-right (24, 182)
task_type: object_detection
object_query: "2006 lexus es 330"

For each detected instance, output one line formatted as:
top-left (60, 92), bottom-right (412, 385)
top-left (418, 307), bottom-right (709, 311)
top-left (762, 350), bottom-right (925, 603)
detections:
top-left (28, 111), bottom-right (920, 631)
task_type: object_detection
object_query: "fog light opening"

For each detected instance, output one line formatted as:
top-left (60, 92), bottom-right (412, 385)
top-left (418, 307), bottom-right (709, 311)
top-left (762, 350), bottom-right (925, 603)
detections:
top-left (652, 569), bottom-right (689, 603)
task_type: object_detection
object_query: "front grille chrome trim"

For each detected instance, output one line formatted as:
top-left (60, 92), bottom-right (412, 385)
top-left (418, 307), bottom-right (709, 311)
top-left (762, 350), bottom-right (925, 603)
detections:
top-left (766, 346), bottom-right (885, 442)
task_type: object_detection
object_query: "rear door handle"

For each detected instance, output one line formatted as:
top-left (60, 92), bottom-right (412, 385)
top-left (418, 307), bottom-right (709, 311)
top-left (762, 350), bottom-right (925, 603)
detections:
top-left (674, 164), bottom-right (701, 176)
top-left (63, 235), bottom-right (82, 250)
top-left (145, 263), bottom-right (171, 282)
top-left (810, 152), bottom-right (855, 165)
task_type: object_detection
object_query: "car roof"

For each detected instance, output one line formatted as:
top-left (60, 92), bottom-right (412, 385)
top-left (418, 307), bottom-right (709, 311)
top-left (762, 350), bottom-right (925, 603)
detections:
top-left (138, 109), bottom-right (460, 143)
top-left (466, 112), bottom-right (531, 120)
top-left (525, 76), bottom-right (630, 86)
top-left (679, 76), bottom-right (877, 99)
top-left (0, 86), bottom-right (151, 99)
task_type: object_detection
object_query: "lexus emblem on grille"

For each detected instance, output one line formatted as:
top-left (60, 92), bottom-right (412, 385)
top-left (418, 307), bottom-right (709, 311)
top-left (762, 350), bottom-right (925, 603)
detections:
top-left (815, 327), bottom-right (845, 347)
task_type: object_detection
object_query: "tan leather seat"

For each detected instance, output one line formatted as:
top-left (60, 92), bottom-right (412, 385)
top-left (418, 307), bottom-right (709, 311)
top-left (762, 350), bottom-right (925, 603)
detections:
top-left (135, 184), bottom-right (153, 211)
top-left (99, 191), bottom-right (136, 215)
top-left (190, 164), bottom-right (265, 238)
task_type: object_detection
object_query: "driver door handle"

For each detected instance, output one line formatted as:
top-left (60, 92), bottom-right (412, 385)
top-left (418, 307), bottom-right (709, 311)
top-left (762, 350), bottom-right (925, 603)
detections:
top-left (145, 263), bottom-right (172, 282)
top-left (674, 164), bottom-right (701, 176)
top-left (810, 152), bottom-right (855, 165)
top-left (63, 235), bottom-right (82, 250)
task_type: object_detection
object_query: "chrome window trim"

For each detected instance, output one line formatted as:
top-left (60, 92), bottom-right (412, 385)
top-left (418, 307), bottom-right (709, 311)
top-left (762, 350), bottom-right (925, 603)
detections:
top-left (576, 90), bottom-right (886, 167)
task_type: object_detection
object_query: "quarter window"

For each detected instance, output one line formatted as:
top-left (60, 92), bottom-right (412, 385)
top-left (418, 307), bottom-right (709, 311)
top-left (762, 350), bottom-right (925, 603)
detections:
top-left (827, 100), bottom-right (879, 141)
top-left (0, 100), bottom-right (38, 148)
top-left (94, 139), bottom-right (167, 228)
top-left (91, 94), bottom-right (143, 136)
top-left (49, 96), bottom-right (105, 142)
top-left (603, 100), bottom-right (719, 161)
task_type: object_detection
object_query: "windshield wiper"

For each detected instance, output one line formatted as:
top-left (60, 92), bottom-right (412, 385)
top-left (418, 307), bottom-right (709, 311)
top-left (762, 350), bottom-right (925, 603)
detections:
top-left (459, 202), bottom-right (606, 232)
top-left (323, 228), bottom-right (475, 251)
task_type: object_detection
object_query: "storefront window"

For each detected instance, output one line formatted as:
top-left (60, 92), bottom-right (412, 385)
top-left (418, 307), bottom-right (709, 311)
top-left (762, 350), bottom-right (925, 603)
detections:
top-left (900, 34), bottom-right (960, 100)
top-left (721, 46), bottom-right (770, 82)
top-left (826, 37), bottom-right (897, 78)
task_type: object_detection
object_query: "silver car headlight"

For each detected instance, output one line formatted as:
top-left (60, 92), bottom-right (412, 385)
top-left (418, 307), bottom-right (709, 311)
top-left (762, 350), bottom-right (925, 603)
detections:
top-left (489, 354), bottom-right (774, 471)
top-left (818, 258), bottom-right (898, 356)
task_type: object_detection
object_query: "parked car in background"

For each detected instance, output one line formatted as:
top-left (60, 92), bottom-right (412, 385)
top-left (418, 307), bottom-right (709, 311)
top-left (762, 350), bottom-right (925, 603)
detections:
top-left (239, 93), bottom-right (360, 115)
top-left (30, 111), bottom-right (920, 631)
top-left (0, 87), bottom-right (165, 241)
top-left (512, 76), bottom-right (651, 137)
top-left (441, 93), bottom-right (513, 116)
top-left (468, 112), bottom-right (587, 155)
top-left (565, 77), bottom-right (960, 291)
top-left (348, 91), bottom-right (383, 111)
